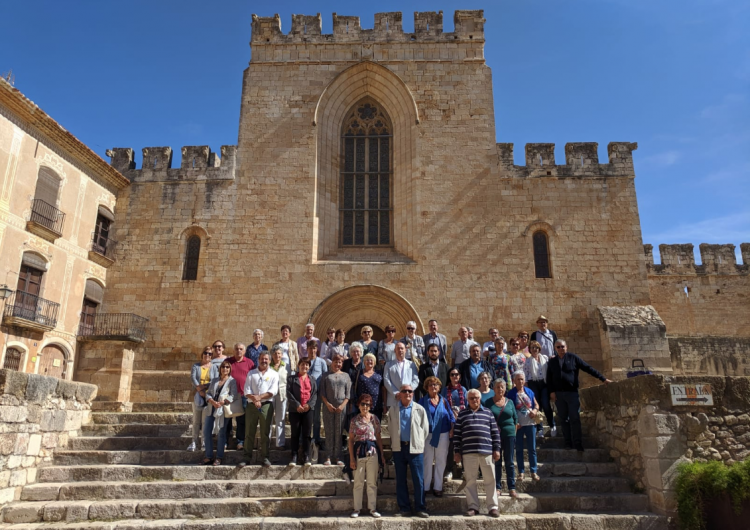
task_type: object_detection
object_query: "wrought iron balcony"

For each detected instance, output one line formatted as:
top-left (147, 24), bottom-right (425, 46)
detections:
top-left (2, 291), bottom-right (60, 332)
top-left (77, 313), bottom-right (148, 343)
top-left (26, 199), bottom-right (65, 242)
top-left (89, 232), bottom-right (118, 267)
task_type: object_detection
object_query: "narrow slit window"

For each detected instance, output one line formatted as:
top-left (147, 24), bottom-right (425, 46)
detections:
top-left (533, 231), bottom-right (551, 278)
top-left (183, 235), bottom-right (201, 281)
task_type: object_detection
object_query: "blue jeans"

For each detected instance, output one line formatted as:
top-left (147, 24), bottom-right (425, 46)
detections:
top-left (393, 443), bottom-right (425, 512)
top-left (495, 435), bottom-right (516, 490)
top-left (527, 380), bottom-right (554, 432)
top-left (516, 425), bottom-right (537, 474)
top-left (555, 391), bottom-right (582, 449)
top-left (204, 413), bottom-right (229, 460)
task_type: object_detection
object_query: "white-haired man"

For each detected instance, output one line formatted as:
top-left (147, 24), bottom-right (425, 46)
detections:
top-left (297, 323), bottom-right (320, 359)
top-left (400, 321), bottom-right (425, 364)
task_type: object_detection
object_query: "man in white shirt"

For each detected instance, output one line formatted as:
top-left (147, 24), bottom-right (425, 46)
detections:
top-left (450, 327), bottom-right (478, 367)
top-left (530, 315), bottom-right (558, 359)
top-left (239, 351), bottom-right (279, 467)
top-left (384, 342), bottom-right (419, 411)
top-left (482, 328), bottom-right (500, 355)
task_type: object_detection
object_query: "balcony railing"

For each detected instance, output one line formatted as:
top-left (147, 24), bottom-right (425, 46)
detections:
top-left (90, 232), bottom-right (118, 263)
top-left (29, 199), bottom-right (65, 236)
top-left (2, 291), bottom-right (60, 331)
top-left (77, 313), bottom-right (148, 343)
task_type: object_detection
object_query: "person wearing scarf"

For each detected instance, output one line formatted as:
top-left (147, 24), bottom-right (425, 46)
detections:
top-left (418, 376), bottom-right (455, 497)
top-left (442, 369), bottom-right (468, 411)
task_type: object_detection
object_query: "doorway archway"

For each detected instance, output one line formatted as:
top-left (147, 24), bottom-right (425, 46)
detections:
top-left (309, 285), bottom-right (423, 340)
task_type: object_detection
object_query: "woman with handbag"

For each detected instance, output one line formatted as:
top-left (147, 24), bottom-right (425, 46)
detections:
top-left (269, 344), bottom-right (288, 448)
top-left (506, 371), bottom-right (541, 482)
top-left (202, 360), bottom-right (238, 466)
top-left (287, 357), bottom-right (317, 466)
top-left (418, 376), bottom-right (454, 497)
top-left (188, 347), bottom-right (212, 452)
top-left (348, 393), bottom-right (386, 518)
top-left (488, 378), bottom-right (519, 498)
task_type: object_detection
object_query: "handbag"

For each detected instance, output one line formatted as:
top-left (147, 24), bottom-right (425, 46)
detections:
top-left (222, 398), bottom-right (245, 418)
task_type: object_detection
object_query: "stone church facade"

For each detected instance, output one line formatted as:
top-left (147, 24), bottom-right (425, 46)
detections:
top-left (0, 11), bottom-right (748, 405)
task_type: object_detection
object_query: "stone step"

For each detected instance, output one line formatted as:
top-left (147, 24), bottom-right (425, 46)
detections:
top-left (131, 402), bottom-right (193, 413)
top-left (1, 492), bottom-right (650, 523)
top-left (53, 447), bottom-right (610, 466)
top-left (91, 413), bottom-right (193, 425)
top-left (38, 461), bottom-right (618, 484)
top-left (22, 474), bottom-right (631, 502)
top-left (0, 513), bottom-right (669, 529)
top-left (81, 424), bottom-right (192, 437)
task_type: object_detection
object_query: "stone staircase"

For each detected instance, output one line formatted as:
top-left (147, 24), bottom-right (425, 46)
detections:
top-left (0, 402), bottom-right (668, 529)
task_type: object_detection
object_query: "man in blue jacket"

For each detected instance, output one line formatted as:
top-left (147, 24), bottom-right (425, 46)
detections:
top-left (546, 340), bottom-right (611, 452)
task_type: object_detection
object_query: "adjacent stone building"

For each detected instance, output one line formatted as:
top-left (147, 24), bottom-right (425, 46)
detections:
top-left (0, 11), bottom-right (747, 405)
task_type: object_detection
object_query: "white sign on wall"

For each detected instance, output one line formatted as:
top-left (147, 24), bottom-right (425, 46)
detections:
top-left (670, 384), bottom-right (713, 406)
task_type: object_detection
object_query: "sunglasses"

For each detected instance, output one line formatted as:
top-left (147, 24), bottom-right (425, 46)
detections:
top-left (406, 327), bottom-right (415, 330)
top-left (450, 373), bottom-right (460, 377)
top-left (212, 345), bottom-right (223, 349)
top-left (359, 402), bottom-right (371, 407)
top-left (400, 390), bottom-right (414, 394)
top-left (202, 352), bottom-right (211, 356)
top-left (387, 330), bottom-right (395, 333)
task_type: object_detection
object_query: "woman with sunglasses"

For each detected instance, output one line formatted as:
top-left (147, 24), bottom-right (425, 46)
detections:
top-left (188, 347), bottom-right (212, 451)
top-left (377, 325), bottom-right (398, 366)
top-left (400, 321), bottom-right (425, 364)
top-left (442, 369), bottom-right (468, 413)
top-left (348, 393), bottom-right (386, 518)
top-left (508, 339), bottom-right (526, 377)
top-left (320, 327), bottom-right (338, 366)
top-left (359, 326), bottom-right (379, 357)
top-left (201, 360), bottom-right (238, 466)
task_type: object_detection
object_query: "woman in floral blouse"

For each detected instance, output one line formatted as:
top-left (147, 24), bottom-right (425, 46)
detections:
top-left (489, 336), bottom-right (512, 388)
top-left (348, 393), bottom-right (385, 518)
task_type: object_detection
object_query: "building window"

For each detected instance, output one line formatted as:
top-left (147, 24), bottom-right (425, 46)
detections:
top-left (183, 235), bottom-right (201, 280)
top-left (2, 348), bottom-right (23, 372)
top-left (533, 230), bottom-right (552, 278)
top-left (340, 99), bottom-right (393, 246)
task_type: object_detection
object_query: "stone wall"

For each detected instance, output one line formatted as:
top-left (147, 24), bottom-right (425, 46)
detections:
top-left (580, 375), bottom-right (750, 516)
top-left (670, 336), bottom-right (750, 377)
top-left (646, 243), bottom-right (750, 338)
top-left (0, 369), bottom-right (96, 504)
top-left (92, 10), bottom-right (652, 399)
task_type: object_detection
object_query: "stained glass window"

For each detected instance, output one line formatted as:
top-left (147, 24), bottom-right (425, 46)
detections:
top-left (340, 99), bottom-right (393, 246)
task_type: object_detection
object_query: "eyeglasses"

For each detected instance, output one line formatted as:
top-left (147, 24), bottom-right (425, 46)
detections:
top-left (406, 327), bottom-right (415, 330)
top-left (555, 346), bottom-right (566, 349)
top-left (468, 396), bottom-right (481, 401)
top-left (212, 345), bottom-right (223, 349)
top-left (202, 352), bottom-right (211, 356)
top-left (386, 330), bottom-right (395, 333)
top-left (359, 403), bottom-right (371, 408)
top-left (400, 390), bottom-right (414, 394)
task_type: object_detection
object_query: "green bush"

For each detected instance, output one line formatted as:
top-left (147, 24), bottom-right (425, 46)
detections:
top-left (675, 459), bottom-right (750, 530)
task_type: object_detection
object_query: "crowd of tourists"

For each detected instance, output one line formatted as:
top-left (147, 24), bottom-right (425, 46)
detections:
top-left (190, 316), bottom-right (611, 518)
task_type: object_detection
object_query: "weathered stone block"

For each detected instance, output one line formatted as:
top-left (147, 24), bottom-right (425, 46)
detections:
top-left (26, 434), bottom-right (41, 456)
top-left (0, 370), bottom-right (28, 400)
top-left (40, 410), bottom-right (66, 432)
top-left (641, 436), bottom-right (685, 459)
top-left (25, 374), bottom-right (58, 404)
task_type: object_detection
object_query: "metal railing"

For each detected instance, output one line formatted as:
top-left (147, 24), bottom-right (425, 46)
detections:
top-left (30, 199), bottom-right (65, 235)
top-left (77, 313), bottom-right (148, 342)
top-left (91, 232), bottom-right (118, 260)
top-left (2, 291), bottom-right (60, 329)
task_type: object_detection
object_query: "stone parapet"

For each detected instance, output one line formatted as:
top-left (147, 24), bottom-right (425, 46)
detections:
top-left (106, 145), bottom-right (236, 183)
top-left (580, 374), bottom-right (750, 516)
top-left (669, 336), bottom-right (750, 377)
top-left (0, 369), bottom-right (96, 505)
top-left (496, 142), bottom-right (638, 178)
top-left (645, 242), bottom-right (750, 275)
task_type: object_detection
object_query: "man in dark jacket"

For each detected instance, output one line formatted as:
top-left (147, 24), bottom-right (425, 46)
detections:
top-left (546, 340), bottom-right (612, 451)
top-left (417, 343), bottom-right (449, 400)
top-left (458, 344), bottom-right (495, 391)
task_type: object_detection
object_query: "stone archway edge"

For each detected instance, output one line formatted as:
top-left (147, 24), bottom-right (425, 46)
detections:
top-left (308, 284), bottom-right (424, 337)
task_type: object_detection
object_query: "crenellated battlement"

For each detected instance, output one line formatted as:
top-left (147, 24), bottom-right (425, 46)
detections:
top-left (644, 243), bottom-right (750, 275)
top-left (105, 146), bottom-right (236, 183)
top-left (496, 142), bottom-right (638, 177)
top-left (250, 11), bottom-right (484, 45)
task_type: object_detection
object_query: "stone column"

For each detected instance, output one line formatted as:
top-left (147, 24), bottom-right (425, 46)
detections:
top-left (74, 341), bottom-right (138, 409)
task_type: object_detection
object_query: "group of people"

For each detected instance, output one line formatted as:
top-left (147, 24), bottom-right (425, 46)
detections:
top-left (190, 316), bottom-right (611, 517)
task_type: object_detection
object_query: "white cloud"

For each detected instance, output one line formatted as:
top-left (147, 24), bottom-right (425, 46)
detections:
top-left (641, 150), bottom-right (681, 167)
top-left (646, 211), bottom-right (750, 245)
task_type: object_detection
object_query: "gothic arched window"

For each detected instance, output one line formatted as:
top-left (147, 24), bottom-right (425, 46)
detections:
top-left (183, 235), bottom-right (201, 281)
top-left (533, 230), bottom-right (552, 278)
top-left (340, 99), bottom-right (393, 246)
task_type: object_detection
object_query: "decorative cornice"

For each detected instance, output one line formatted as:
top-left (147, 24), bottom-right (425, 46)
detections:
top-left (0, 78), bottom-right (130, 191)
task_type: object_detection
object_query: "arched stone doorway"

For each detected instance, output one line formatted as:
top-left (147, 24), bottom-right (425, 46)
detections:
top-left (309, 285), bottom-right (423, 341)
top-left (39, 344), bottom-right (67, 379)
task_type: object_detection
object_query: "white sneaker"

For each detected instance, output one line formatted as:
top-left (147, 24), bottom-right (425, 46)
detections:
top-left (371, 511), bottom-right (381, 518)
top-left (551, 427), bottom-right (557, 437)
top-left (187, 442), bottom-right (196, 452)
top-left (350, 511), bottom-right (359, 518)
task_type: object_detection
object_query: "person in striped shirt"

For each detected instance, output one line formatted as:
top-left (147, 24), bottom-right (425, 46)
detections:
top-left (453, 389), bottom-right (502, 517)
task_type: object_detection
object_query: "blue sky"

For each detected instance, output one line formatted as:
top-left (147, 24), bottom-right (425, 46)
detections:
top-left (2, 1), bottom-right (748, 263)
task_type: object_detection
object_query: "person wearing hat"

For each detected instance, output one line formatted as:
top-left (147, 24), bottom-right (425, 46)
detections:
top-left (530, 315), bottom-right (557, 360)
